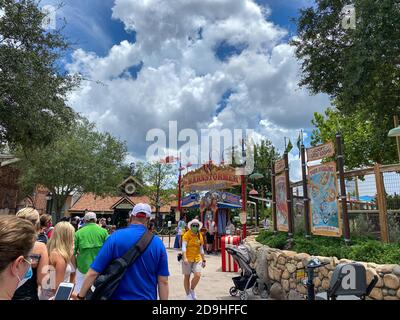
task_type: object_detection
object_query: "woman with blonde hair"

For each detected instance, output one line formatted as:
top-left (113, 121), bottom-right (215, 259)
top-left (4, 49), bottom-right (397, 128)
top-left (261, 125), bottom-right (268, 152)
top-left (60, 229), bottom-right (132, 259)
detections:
top-left (41, 222), bottom-right (76, 299)
top-left (12, 207), bottom-right (49, 300)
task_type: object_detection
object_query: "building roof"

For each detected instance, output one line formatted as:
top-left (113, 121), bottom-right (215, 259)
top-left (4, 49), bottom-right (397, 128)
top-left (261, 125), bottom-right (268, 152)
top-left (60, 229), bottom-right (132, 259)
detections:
top-left (68, 193), bottom-right (172, 213)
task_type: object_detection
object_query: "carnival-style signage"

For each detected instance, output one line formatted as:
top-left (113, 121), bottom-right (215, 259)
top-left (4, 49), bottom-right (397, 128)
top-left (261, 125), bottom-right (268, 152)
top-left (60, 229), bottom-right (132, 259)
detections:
top-left (275, 172), bottom-right (289, 232)
top-left (308, 162), bottom-right (342, 237)
top-left (306, 141), bottom-right (335, 162)
top-left (274, 158), bottom-right (285, 174)
top-left (182, 164), bottom-right (240, 192)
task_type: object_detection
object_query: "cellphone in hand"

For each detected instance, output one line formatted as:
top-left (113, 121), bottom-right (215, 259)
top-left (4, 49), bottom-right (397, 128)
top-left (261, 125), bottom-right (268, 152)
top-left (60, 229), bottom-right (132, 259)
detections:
top-left (54, 282), bottom-right (74, 300)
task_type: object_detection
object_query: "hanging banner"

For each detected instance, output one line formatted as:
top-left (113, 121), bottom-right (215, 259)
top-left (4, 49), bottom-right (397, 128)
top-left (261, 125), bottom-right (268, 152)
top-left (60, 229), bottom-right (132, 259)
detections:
top-left (306, 141), bottom-right (335, 162)
top-left (274, 159), bottom-right (285, 174)
top-left (308, 162), bottom-right (342, 237)
top-left (275, 173), bottom-right (289, 232)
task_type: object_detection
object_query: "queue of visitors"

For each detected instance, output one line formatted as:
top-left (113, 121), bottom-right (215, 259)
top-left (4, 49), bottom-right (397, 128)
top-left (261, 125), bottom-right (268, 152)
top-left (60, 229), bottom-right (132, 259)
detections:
top-left (0, 204), bottom-right (239, 301)
top-left (0, 204), bottom-right (170, 301)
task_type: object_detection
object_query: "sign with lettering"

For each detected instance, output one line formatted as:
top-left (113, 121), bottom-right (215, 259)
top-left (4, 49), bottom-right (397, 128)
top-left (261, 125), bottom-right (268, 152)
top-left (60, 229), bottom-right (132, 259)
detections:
top-left (306, 141), bottom-right (335, 162)
top-left (308, 162), bottom-right (342, 237)
top-left (182, 164), bottom-right (240, 192)
top-left (275, 173), bottom-right (289, 232)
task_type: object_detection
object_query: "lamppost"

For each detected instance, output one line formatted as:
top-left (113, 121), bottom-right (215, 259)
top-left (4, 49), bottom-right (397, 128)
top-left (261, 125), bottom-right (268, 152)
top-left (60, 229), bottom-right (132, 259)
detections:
top-left (249, 172), bottom-right (264, 231)
top-left (45, 192), bottom-right (53, 216)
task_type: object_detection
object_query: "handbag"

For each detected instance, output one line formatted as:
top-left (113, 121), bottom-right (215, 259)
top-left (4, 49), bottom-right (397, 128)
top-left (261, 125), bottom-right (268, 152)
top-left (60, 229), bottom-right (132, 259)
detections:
top-left (85, 230), bottom-right (154, 300)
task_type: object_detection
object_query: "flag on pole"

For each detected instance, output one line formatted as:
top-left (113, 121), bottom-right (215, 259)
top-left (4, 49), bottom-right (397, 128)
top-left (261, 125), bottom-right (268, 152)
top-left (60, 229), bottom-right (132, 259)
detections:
top-left (297, 131), bottom-right (302, 158)
top-left (186, 162), bottom-right (192, 168)
top-left (286, 139), bottom-right (293, 153)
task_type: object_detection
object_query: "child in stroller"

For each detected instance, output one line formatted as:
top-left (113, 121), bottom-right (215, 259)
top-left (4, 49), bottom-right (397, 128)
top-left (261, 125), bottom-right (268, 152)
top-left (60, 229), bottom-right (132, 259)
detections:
top-left (226, 244), bottom-right (269, 300)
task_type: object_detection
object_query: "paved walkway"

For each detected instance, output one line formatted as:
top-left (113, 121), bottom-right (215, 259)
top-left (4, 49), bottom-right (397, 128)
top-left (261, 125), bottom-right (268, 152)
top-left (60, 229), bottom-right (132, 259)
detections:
top-left (160, 235), bottom-right (263, 300)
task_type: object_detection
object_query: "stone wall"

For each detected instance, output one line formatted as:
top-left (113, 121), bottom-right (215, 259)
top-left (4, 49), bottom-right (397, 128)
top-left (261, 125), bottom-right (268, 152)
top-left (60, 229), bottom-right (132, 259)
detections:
top-left (244, 236), bottom-right (400, 300)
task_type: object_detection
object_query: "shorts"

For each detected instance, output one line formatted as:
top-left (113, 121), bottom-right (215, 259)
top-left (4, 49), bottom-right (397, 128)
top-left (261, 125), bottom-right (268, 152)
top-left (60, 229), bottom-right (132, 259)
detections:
top-left (182, 261), bottom-right (202, 275)
top-left (206, 232), bottom-right (215, 244)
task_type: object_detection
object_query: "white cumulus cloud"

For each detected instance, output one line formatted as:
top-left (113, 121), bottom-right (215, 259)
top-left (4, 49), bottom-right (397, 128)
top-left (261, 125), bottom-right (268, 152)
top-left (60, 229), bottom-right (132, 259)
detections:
top-left (66, 0), bottom-right (330, 169)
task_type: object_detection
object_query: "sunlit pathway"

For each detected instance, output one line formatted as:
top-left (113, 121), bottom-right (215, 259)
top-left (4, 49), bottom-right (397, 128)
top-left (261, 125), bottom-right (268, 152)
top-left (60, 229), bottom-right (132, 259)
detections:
top-left (158, 235), bottom-right (263, 300)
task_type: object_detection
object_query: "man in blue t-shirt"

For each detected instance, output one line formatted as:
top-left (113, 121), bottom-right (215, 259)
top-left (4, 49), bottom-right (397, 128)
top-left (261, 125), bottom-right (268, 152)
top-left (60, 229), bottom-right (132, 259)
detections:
top-left (76, 203), bottom-right (170, 300)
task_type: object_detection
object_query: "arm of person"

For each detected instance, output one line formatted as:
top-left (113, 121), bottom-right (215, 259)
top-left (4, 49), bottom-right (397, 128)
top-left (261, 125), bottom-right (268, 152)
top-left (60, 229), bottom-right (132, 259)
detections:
top-left (157, 276), bottom-right (169, 300)
top-left (70, 255), bottom-right (77, 284)
top-left (200, 238), bottom-right (206, 267)
top-left (36, 242), bottom-right (49, 287)
top-left (182, 241), bottom-right (189, 264)
top-left (77, 268), bottom-right (99, 298)
top-left (51, 252), bottom-right (67, 291)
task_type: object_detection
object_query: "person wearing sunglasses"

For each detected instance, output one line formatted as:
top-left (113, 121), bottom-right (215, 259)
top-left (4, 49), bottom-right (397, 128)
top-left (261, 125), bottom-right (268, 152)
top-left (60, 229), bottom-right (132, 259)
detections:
top-left (0, 216), bottom-right (37, 300)
top-left (12, 208), bottom-right (49, 300)
top-left (181, 219), bottom-right (206, 300)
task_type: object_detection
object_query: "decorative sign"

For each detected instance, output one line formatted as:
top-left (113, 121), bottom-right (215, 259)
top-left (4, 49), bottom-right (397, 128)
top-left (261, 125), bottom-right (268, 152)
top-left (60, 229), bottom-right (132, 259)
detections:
top-left (181, 194), bottom-right (199, 206)
top-left (274, 159), bottom-right (285, 174)
top-left (115, 202), bottom-right (134, 210)
top-left (182, 164), bottom-right (240, 192)
top-left (308, 162), bottom-right (342, 237)
top-left (275, 173), bottom-right (289, 232)
top-left (175, 210), bottom-right (180, 222)
top-left (306, 141), bottom-right (335, 162)
top-left (124, 183), bottom-right (136, 195)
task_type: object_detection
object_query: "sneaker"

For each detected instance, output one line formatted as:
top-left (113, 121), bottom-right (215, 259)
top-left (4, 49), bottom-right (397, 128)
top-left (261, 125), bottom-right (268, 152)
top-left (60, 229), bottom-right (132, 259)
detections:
top-left (190, 289), bottom-right (197, 300)
top-left (186, 293), bottom-right (193, 300)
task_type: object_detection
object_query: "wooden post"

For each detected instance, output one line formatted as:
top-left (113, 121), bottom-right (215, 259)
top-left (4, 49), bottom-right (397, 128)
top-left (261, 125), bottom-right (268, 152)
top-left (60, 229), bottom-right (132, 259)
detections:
top-left (284, 152), bottom-right (294, 237)
top-left (336, 133), bottom-right (351, 244)
top-left (301, 143), bottom-right (311, 238)
top-left (394, 116), bottom-right (400, 162)
top-left (374, 163), bottom-right (389, 243)
top-left (271, 160), bottom-right (278, 233)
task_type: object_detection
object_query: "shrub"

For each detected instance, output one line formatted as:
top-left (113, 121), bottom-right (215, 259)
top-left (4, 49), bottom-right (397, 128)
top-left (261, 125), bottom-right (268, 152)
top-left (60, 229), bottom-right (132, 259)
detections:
top-left (256, 230), bottom-right (400, 264)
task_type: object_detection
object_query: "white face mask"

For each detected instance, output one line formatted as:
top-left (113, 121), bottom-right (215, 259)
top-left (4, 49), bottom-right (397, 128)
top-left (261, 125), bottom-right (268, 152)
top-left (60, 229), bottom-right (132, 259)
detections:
top-left (16, 259), bottom-right (33, 289)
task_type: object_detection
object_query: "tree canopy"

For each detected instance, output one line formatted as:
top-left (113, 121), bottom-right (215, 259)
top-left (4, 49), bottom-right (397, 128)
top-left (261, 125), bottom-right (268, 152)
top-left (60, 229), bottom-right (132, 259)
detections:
top-left (16, 118), bottom-right (127, 221)
top-left (0, 0), bottom-right (79, 150)
top-left (136, 161), bottom-right (176, 224)
top-left (292, 0), bottom-right (399, 168)
top-left (291, 0), bottom-right (399, 117)
top-left (311, 105), bottom-right (397, 169)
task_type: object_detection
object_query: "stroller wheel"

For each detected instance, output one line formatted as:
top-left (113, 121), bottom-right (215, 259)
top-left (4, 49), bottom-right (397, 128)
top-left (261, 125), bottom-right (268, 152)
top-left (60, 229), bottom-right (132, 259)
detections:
top-left (252, 283), bottom-right (260, 296)
top-left (239, 291), bottom-right (249, 301)
top-left (229, 287), bottom-right (238, 297)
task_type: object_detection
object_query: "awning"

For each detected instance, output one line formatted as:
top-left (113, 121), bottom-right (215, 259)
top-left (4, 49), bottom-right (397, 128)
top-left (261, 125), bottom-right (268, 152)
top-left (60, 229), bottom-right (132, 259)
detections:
top-left (388, 126), bottom-right (400, 137)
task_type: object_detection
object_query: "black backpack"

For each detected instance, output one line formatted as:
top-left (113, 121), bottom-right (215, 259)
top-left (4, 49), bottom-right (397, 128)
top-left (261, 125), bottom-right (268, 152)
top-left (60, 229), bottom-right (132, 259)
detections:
top-left (85, 230), bottom-right (154, 300)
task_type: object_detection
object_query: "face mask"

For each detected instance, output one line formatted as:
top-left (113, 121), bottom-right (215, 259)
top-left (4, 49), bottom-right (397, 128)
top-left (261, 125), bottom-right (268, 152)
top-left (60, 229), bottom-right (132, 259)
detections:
top-left (16, 259), bottom-right (33, 289)
top-left (191, 226), bottom-right (199, 233)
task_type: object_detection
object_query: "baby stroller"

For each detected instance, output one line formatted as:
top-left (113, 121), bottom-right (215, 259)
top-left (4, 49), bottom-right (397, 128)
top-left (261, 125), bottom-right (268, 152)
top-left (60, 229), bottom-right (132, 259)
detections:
top-left (226, 245), bottom-right (269, 300)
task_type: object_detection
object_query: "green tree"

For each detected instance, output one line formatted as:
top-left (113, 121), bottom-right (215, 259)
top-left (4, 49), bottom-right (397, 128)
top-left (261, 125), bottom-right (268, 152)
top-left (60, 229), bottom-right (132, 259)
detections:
top-left (291, 0), bottom-right (399, 117)
top-left (252, 139), bottom-right (280, 195)
top-left (311, 106), bottom-right (397, 169)
top-left (0, 0), bottom-right (79, 150)
top-left (137, 161), bottom-right (176, 226)
top-left (16, 118), bottom-right (127, 222)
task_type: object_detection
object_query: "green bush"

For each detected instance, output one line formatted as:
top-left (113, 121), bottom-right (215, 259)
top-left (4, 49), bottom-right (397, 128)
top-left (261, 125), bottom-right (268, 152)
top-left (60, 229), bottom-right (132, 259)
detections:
top-left (256, 231), bottom-right (400, 264)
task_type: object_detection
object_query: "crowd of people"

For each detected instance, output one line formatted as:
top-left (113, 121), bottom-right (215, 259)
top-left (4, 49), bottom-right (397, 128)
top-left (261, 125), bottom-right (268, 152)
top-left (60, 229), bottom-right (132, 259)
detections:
top-left (0, 204), bottom-right (238, 301)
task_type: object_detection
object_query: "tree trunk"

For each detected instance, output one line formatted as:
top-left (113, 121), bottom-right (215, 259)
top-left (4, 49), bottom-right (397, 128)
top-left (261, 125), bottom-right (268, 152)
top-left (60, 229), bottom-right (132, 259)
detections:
top-left (54, 193), bottom-right (69, 223)
top-left (156, 164), bottom-right (161, 227)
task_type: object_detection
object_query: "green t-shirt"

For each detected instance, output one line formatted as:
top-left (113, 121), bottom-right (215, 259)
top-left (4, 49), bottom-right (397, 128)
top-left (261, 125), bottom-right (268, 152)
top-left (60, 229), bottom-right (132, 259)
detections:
top-left (74, 223), bottom-right (109, 274)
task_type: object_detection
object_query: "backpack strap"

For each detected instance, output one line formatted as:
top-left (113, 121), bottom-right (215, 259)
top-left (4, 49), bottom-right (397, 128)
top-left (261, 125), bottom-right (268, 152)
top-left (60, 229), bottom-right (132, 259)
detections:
top-left (121, 230), bottom-right (154, 266)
